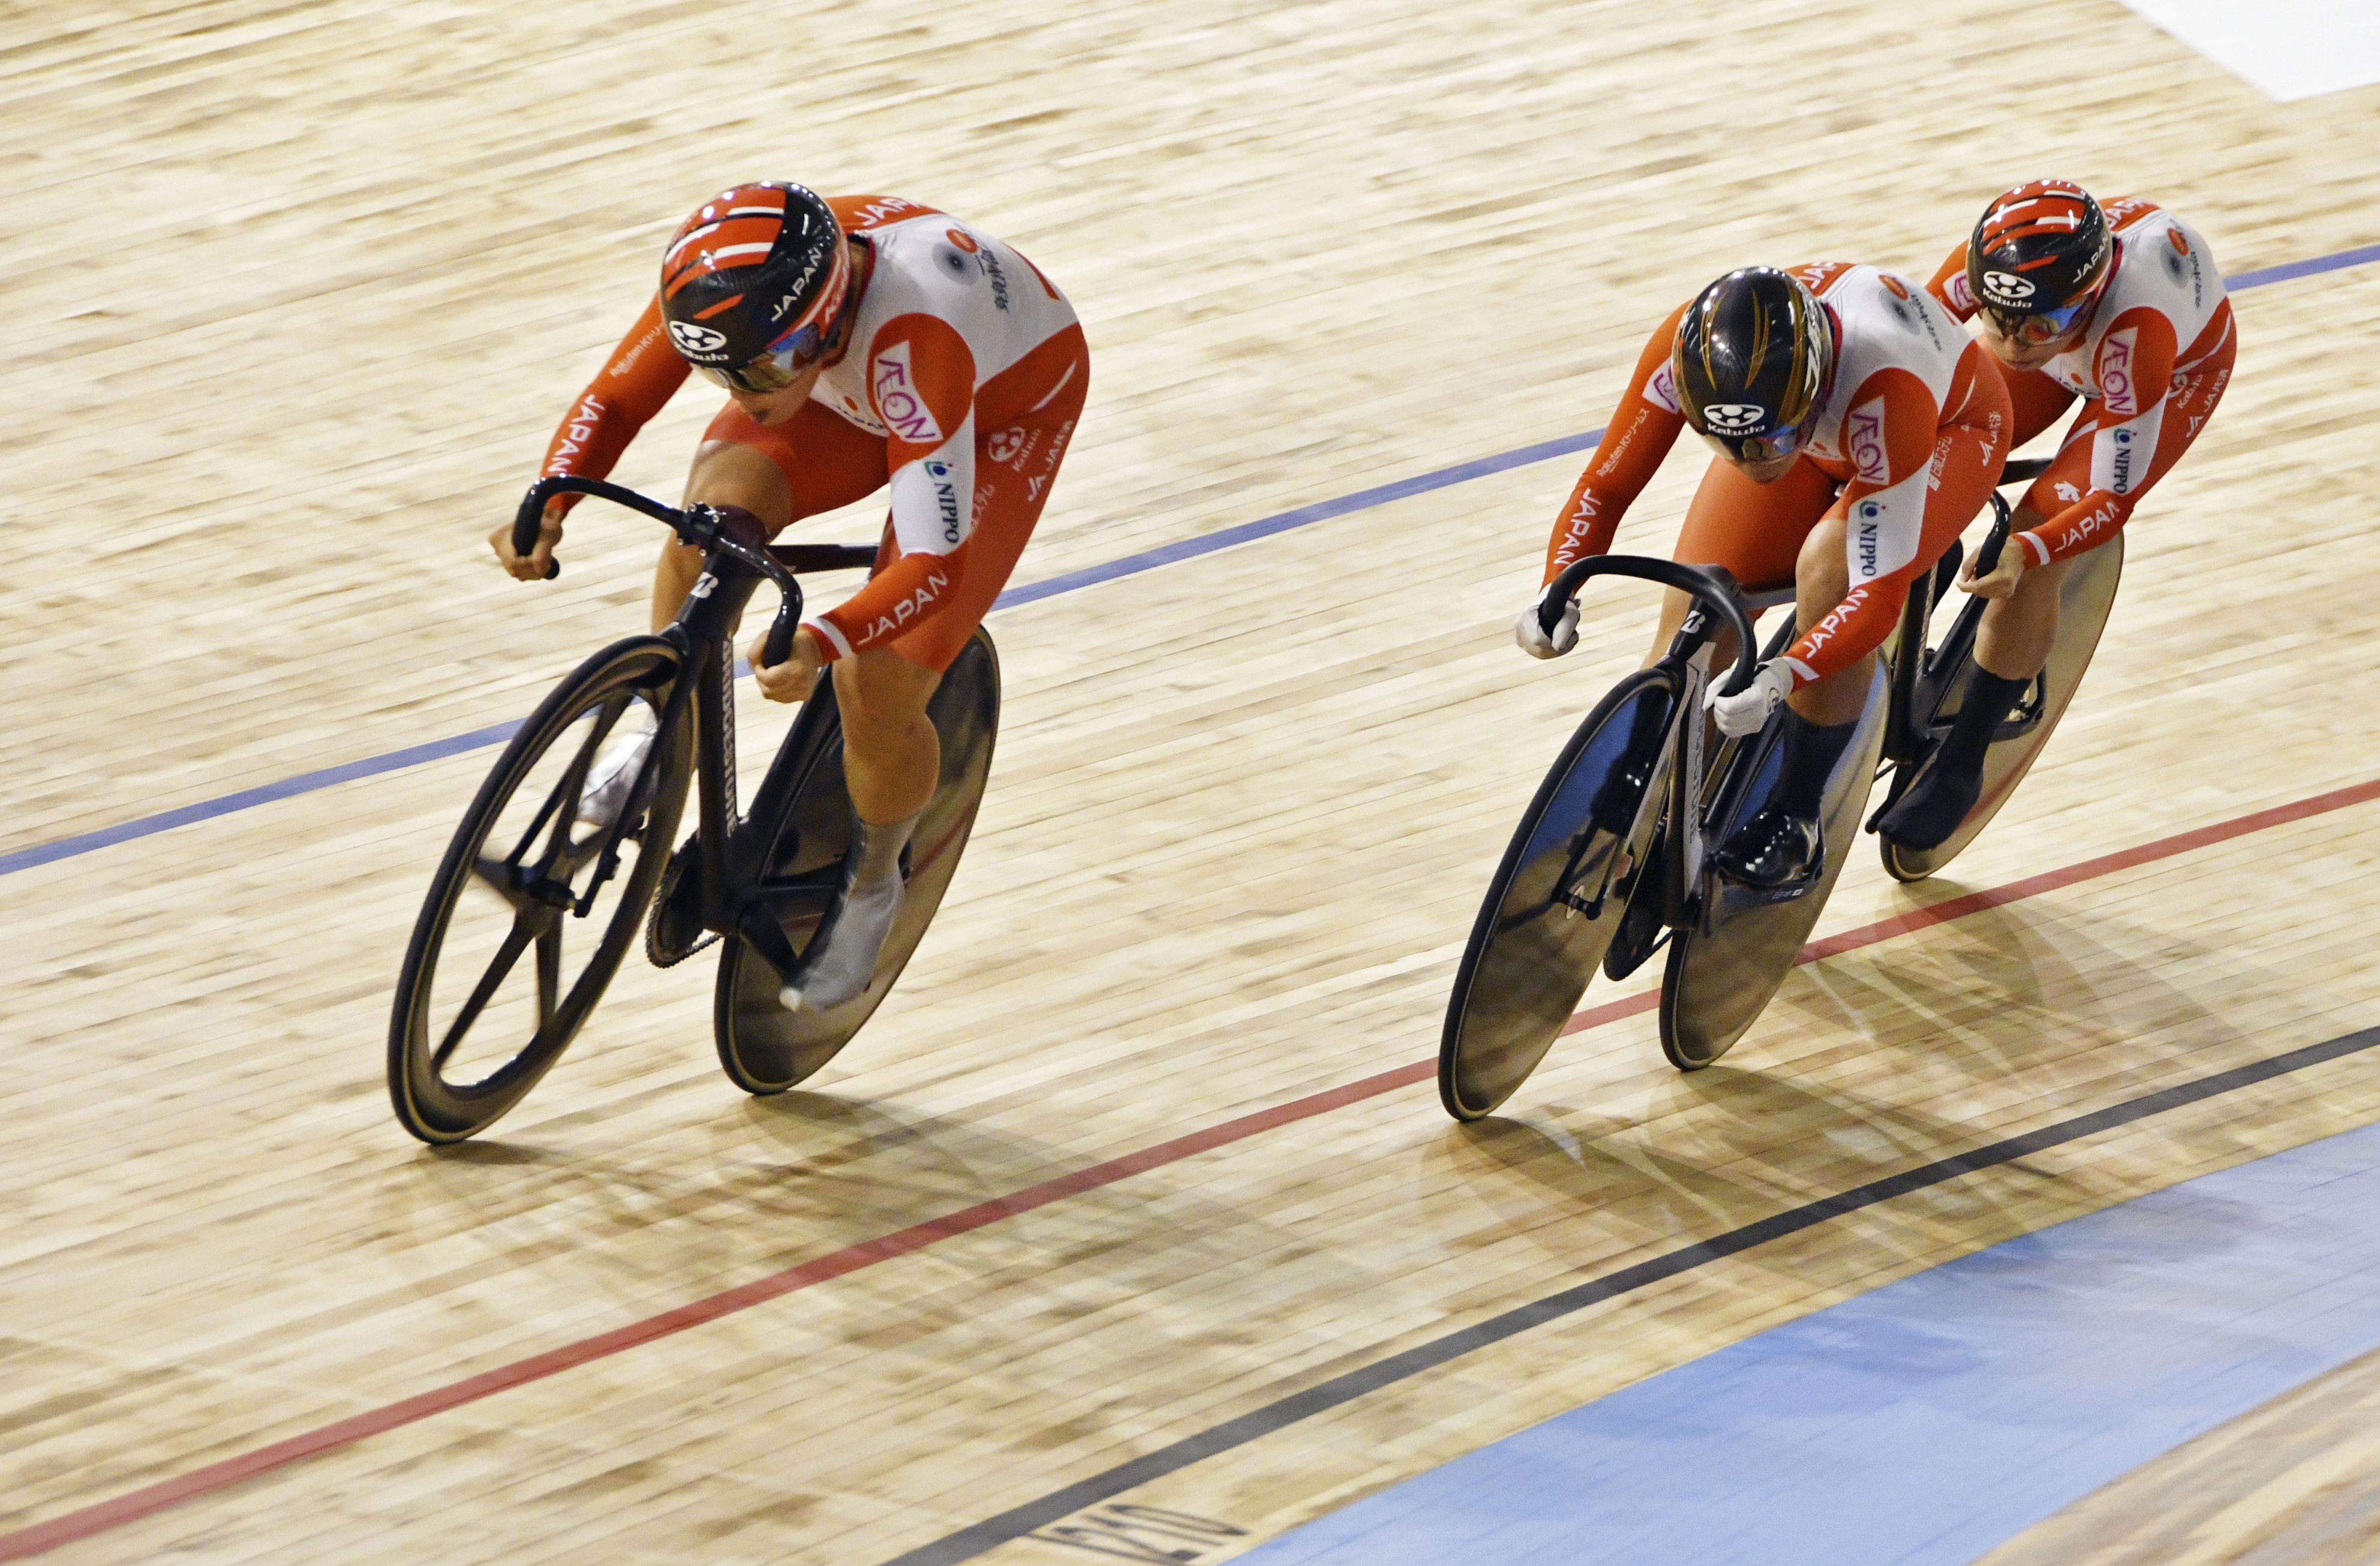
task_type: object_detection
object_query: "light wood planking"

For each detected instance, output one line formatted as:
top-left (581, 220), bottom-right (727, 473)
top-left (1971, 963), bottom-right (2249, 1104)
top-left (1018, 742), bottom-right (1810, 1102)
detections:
top-left (4, 0), bottom-right (2379, 1562)
top-left (1978, 1343), bottom-right (2380, 1566)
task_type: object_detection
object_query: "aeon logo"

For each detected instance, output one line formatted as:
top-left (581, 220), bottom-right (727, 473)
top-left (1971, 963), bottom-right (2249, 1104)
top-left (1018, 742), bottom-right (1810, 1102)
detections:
top-left (1846, 399), bottom-right (1889, 483)
top-left (1700, 402), bottom-right (1766, 432)
top-left (872, 341), bottom-right (944, 444)
top-left (2099, 329), bottom-right (2138, 416)
top-left (1981, 270), bottom-right (2035, 304)
top-left (667, 321), bottom-right (728, 356)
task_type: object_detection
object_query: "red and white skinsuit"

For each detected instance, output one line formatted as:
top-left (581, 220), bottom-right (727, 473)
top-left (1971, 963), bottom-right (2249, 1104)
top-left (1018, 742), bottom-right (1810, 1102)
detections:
top-left (1544, 263), bottom-right (2012, 689)
top-left (1927, 198), bottom-right (2235, 567)
top-left (539, 195), bottom-right (1089, 672)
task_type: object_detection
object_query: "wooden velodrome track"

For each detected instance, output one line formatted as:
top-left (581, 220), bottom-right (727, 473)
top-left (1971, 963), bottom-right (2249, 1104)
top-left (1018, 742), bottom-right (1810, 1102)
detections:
top-left (5, 1), bottom-right (2378, 1560)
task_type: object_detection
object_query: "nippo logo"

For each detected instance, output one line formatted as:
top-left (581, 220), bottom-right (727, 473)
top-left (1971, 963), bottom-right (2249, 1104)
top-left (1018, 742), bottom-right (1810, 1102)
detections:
top-left (1981, 270), bottom-right (2035, 304)
top-left (668, 320), bottom-right (729, 356)
top-left (1700, 402), bottom-right (1766, 433)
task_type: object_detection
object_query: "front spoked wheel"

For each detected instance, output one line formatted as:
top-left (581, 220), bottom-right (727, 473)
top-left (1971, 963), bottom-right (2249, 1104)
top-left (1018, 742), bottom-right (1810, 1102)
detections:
top-left (388, 637), bottom-right (692, 1143)
top-left (1439, 668), bottom-right (1678, 1121)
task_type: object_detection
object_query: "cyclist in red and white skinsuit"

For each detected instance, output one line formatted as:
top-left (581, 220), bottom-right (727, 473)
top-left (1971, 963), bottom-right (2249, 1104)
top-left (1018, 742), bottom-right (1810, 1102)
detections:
top-left (494, 184), bottom-right (1088, 1009)
top-left (1876, 181), bottom-right (2234, 847)
top-left (1519, 263), bottom-right (2011, 888)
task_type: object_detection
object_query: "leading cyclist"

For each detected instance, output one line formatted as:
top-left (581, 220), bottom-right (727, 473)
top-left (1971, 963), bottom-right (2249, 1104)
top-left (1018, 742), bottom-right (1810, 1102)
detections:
top-left (493, 183), bottom-right (1089, 1009)
top-left (1517, 263), bottom-right (2011, 889)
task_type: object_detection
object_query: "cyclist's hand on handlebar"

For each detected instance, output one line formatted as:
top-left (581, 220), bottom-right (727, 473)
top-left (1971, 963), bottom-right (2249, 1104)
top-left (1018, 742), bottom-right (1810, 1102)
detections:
top-left (1959, 541), bottom-right (2027, 600)
top-left (747, 625), bottom-right (825, 704)
top-left (1514, 584), bottom-right (1580, 660)
top-left (1705, 659), bottom-right (1795, 738)
top-left (491, 498), bottom-right (565, 581)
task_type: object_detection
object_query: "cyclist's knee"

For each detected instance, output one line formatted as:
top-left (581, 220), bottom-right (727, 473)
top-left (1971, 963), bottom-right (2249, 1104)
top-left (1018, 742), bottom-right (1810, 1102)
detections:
top-left (1794, 515), bottom-right (1850, 613)
top-left (684, 440), bottom-right (795, 535)
top-left (833, 650), bottom-right (939, 741)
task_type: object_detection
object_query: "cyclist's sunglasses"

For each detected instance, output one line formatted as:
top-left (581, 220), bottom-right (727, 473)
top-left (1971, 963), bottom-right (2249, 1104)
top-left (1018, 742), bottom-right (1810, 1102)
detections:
top-left (698, 315), bottom-right (836, 395)
top-left (1699, 418), bottom-right (1811, 467)
top-left (1981, 289), bottom-right (2099, 348)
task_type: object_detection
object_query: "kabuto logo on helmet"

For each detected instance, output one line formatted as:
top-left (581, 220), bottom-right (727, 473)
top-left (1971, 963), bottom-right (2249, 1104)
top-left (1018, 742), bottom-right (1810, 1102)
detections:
top-left (668, 320), bottom-right (731, 357)
top-left (1700, 403), bottom-right (1768, 433)
top-left (1982, 270), bottom-right (2036, 304)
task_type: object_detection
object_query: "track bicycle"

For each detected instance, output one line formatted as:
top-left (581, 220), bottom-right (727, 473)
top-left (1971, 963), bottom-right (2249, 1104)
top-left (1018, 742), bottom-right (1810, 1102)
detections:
top-left (1439, 455), bottom-right (2123, 1119)
top-left (387, 477), bottom-right (1000, 1144)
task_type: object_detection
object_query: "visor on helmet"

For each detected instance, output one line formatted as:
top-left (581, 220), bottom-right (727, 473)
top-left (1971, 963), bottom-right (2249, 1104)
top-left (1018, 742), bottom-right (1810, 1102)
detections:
top-left (1695, 416), bottom-right (1814, 467)
top-left (697, 315), bottom-right (835, 393)
top-left (1979, 285), bottom-right (2100, 348)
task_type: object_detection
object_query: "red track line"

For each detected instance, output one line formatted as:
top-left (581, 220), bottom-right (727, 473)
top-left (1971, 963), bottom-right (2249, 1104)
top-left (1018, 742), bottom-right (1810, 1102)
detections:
top-left (6, 776), bottom-right (2378, 1561)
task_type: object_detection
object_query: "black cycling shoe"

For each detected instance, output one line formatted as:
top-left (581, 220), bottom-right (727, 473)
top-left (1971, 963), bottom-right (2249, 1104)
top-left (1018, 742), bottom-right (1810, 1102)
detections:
top-left (1874, 749), bottom-right (1985, 851)
top-left (1712, 805), bottom-right (1823, 890)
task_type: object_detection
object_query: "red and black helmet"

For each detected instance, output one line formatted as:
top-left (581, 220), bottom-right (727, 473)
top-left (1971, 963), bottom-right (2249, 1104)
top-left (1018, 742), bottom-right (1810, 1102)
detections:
top-left (659, 182), bottom-right (853, 392)
top-left (1966, 180), bottom-right (2112, 344)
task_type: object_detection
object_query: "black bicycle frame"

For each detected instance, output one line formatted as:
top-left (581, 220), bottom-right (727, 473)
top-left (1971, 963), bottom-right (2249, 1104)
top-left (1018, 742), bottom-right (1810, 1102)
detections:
top-left (512, 476), bottom-right (877, 963)
top-left (1881, 453), bottom-right (2054, 763)
top-left (1539, 555), bottom-right (1764, 924)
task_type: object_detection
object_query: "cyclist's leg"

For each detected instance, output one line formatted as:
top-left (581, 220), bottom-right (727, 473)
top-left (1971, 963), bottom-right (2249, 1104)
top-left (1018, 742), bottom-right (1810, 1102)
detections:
top-left (1649, 454), bottom-right (1835, 669)
top-left (577, 402), bottom-right (890, 832)
top-left (1658, 458), bottom-right (1840, 886)
top-left (660, 400), bottom-right (889, 630)
top-left (2005, 363), bottom-right (2080, 450)
top-left (1727, 423), bottom-right (2002, 874)
top-left (1976, 413), bottom-right (2097, 682)
top-left (794, 326), bottom-right (1089, 1008)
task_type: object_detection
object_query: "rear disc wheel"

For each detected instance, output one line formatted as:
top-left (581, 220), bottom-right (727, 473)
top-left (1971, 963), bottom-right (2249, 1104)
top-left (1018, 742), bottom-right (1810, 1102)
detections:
top-left (1881, 534), bottom-right (2124, 882)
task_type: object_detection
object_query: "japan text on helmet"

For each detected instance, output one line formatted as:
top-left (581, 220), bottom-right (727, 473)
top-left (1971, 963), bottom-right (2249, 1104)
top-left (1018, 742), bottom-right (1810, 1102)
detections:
top-left (1966, 180), bottom-right (2112, 347)
top-left (1671, 267), bottom-right (1835, 465)
top-left (659, 182), bottom-right (854, 393)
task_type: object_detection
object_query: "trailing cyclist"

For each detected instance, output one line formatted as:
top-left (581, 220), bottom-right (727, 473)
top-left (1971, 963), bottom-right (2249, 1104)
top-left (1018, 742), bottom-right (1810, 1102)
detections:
top-left (1877, 179), bottom-right (2235, 847)
top-left (492, 182), bottom-right (1089, 1010)
top-left (1517, 263), bottom-right (2012, 889)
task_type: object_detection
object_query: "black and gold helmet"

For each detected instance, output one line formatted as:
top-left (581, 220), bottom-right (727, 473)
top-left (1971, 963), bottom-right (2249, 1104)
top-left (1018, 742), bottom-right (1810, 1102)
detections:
top-left (1672, 267), bottom-right (1835, 464)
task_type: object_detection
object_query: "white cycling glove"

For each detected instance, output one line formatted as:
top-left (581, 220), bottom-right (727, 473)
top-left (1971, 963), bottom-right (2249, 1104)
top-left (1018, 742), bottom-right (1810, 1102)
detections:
top-left (1705, 659), bottom-right (1796, 738)
top-left (1514, 585), bottom-right (1581, 660)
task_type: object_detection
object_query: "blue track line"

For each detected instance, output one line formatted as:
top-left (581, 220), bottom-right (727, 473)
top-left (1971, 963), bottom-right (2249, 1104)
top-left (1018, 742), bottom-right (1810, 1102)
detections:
top-left (1234, 1109), bottom-right (2380, 1566)
top-left (4, 241), bottom-right (2373, 880)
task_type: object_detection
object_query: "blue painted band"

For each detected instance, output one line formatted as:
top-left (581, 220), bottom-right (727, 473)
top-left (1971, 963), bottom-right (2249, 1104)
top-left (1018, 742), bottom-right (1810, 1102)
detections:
top-left (1237, 1101), bottom-right (2380, 1566)
top-left (5, 242), bottom-right (2372, 879)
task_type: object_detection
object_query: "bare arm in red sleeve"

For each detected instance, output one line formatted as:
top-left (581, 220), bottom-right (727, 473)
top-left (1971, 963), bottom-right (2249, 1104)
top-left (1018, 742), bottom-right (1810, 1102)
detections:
top-left (803, 314), bottom-right (980, 662)
top-left (1543, 302), bottom-right (1690, 584)
top-left (1777, 367), bottom-right (1943, 685)
top-left (536, 295), bottom-right (693, 518)
top-left (2018, 306), bottom-right (2177, 565)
